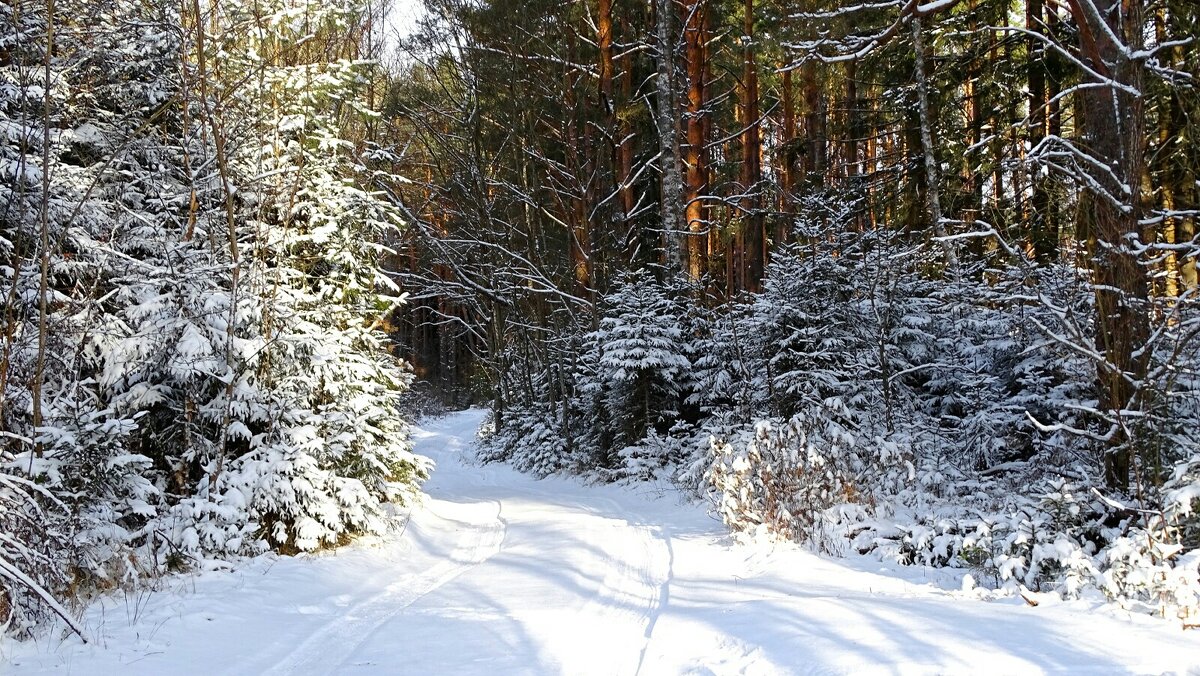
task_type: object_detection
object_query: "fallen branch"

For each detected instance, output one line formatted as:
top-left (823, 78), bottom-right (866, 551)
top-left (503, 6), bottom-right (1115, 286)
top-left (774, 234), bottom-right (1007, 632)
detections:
top-left (0, 555), bottom-right (88, 643)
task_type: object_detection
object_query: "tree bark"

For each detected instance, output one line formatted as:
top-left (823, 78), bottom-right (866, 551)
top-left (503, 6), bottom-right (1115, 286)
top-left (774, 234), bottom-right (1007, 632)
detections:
top-left (1028, 0), bottom-right (1056, 264)
top-left (617, 15), bottom-right (638, 262)
top-left (654, 0), bottom-right (687, 274)
top-left (802, 60), bottom-right (824, 186)
top-left (1068, 0), bottom-right (1150, 491)
top-left (740, 0), bottom-right (764, 291)
top-left (566, 29), bottom-right (592, 294)
top-left (31, 0), bottom-right (55, 458)
top-left (911, 15), bottom-right (958, 272)
top-left (598, 0), bottom-right (615, 110)
top-left (781, 65), bottom-right (796, 224)
top-left (683, 0), bottom-right (708, 283)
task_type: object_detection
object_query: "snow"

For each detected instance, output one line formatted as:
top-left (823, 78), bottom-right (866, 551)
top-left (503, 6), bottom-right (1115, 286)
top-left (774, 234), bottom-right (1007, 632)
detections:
top-left (5, 409), bottom-right (1199, 675)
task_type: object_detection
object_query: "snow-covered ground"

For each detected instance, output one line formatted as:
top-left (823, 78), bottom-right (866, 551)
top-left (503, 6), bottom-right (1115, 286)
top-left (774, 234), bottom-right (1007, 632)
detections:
top-left (4, 409), bottom-right (1199, 675)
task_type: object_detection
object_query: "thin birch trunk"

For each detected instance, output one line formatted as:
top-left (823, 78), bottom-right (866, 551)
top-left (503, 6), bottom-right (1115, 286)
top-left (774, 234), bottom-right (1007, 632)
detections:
top-left (911, 15), bottom-right (958, 274)
top-left (32, 0), bottom-right (56, 458)
top-left (654, 0), bottom-right (686, 274)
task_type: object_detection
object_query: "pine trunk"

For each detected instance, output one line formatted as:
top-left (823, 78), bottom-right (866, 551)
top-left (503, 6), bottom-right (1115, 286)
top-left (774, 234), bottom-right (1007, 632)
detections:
top-left (740, 0), bottom-right (763, 291)
top-left (1069, 0), bottom-right (1150, 491)
top-left (683, 0), bottom-right (708, 283)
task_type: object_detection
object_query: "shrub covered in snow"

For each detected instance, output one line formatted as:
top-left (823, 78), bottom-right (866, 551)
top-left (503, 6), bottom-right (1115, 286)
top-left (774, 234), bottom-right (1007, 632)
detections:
top-left (477, 405), bottom-right (572, 477)
top-left (1165, 454), bottom-right (1200, 547)
top-left (703, 399), bottom-right (913, 548)
top-left (858, 474), bottom-right (1200, 623)
top-left (479, 270), bottom-right (692, 479)
top-left (683, 223), bottom-right (1200, 620)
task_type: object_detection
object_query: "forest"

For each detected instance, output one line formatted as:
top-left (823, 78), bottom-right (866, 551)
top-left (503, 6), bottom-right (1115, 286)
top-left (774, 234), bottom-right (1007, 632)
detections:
top-left (389, 0), bottom-right (1200, 621)
top-left (2, 0), bottom-right (1200, 651)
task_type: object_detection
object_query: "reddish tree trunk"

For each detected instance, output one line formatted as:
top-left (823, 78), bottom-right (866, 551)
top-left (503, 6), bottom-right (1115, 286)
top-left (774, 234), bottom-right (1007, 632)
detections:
top-left (740, 0), bottom-right (764, 291)
top-left (781, 66), bottom-right (796, 209)
top-left (683, 0), bottom-right (708, 283)
top-left (1068, 0), bottom-right (1150, 491)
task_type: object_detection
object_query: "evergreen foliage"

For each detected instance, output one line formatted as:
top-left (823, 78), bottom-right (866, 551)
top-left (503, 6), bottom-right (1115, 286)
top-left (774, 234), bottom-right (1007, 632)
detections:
top-left (0, 0), bottom-right (423, 634)
top-left (585, 271), bottom-right (690, 460)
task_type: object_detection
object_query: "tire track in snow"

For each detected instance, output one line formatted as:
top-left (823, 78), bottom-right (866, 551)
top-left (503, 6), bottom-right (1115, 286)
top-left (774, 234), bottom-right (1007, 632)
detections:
top-left (252, 495), bottom-right (506, 676)
top-left (564, 494), bottom-right (671, 676)
top-left (634, 526), bottom-right (673, 676)
top-left (327, 497), bottom-right (515, 675)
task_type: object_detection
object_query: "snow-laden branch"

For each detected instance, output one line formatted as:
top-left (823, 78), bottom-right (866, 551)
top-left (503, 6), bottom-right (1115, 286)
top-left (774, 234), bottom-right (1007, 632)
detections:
top-left (781, 0), bottom-right (964, 67)
top-left (986, 25), bottom-right (1142, 98)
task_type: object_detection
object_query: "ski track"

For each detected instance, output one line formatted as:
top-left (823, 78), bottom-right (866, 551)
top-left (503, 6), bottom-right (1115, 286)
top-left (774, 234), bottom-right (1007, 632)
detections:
top-left (256, 496), bottom-right (506, 676)
top-left (566, 495), bottom-right (668, 676)
top-left (5, 409), bottom-right (1200, 676)
top-left (634, 527), bottom-right (673, 676)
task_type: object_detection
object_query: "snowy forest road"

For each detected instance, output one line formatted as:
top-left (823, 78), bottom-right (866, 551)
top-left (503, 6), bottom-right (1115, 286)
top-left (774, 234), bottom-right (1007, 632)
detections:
top-left (6, 409), bottom-right (1200, 675)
